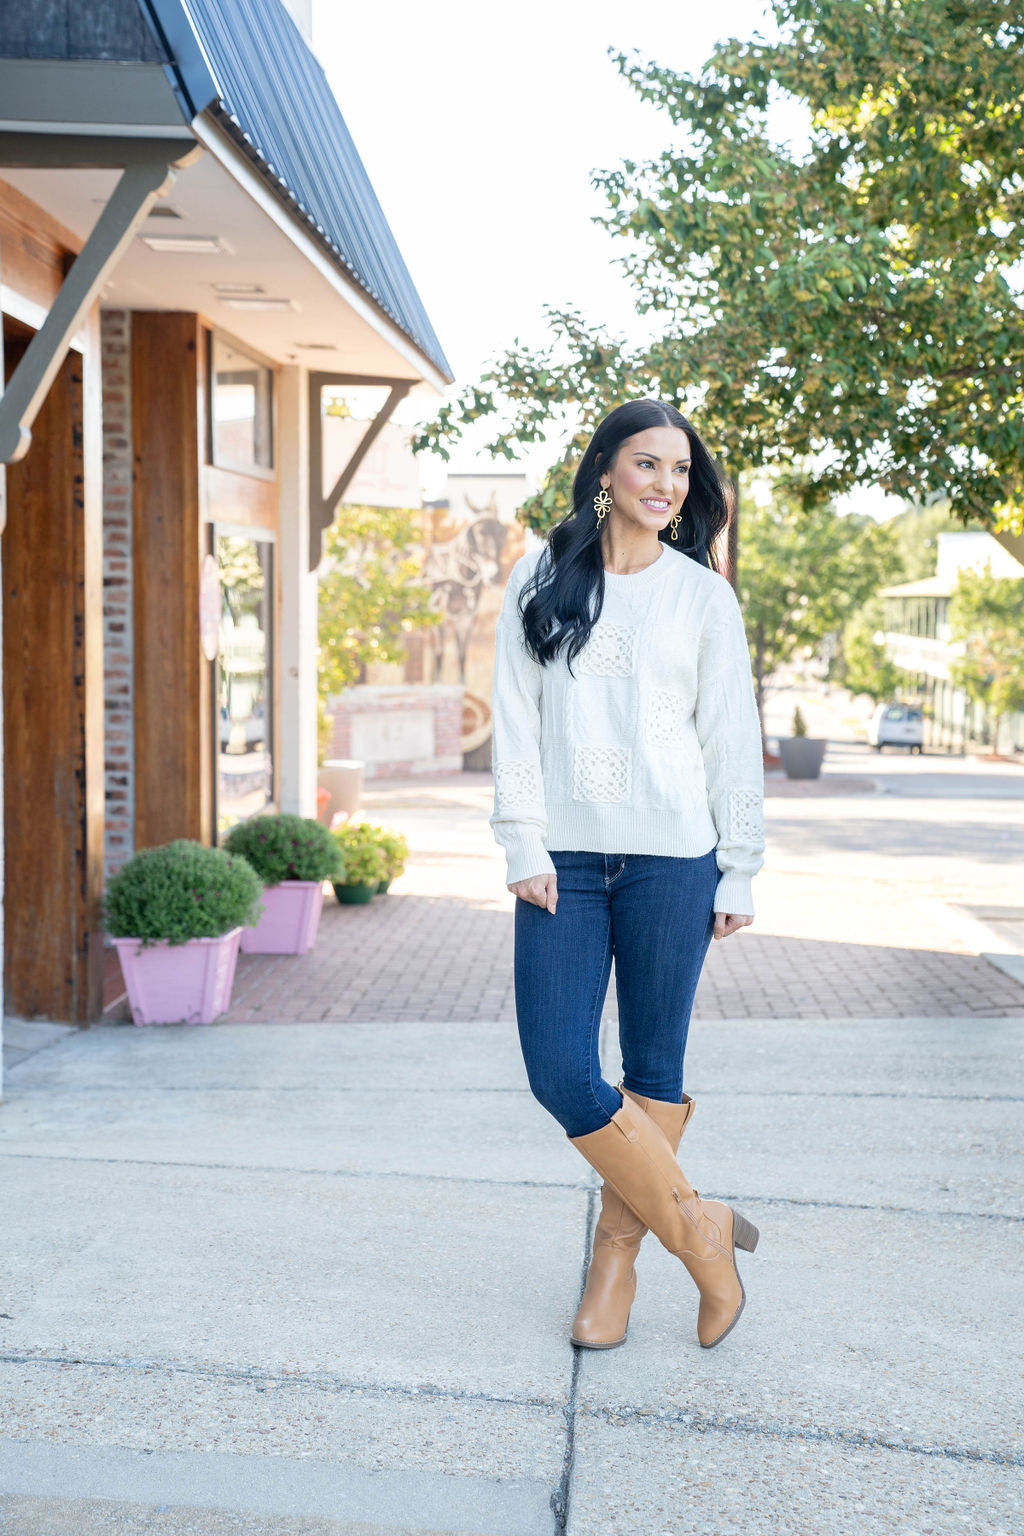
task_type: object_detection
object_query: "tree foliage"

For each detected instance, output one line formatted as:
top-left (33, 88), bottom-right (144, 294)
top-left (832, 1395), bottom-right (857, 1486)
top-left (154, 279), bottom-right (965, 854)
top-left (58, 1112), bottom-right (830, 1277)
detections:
top-left (738, 478), bottom-right (900, 728)
top-left (888, 499), bottom-right (986, 583)
top-left (833, 596), bottom-right (908, 702)
top-left (413, 0), bottom-right (1024, 534)
top-left (948, 567), bottom-right (1024, 748)
top-left (318, 505), bottom-right (440, 697)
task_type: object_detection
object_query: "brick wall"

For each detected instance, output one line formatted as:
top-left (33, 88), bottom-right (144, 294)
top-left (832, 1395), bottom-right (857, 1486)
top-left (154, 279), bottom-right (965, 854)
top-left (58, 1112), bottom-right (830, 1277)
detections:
top-left (100, 309), bottom-right (134, 885)
top-left (327, 685), bottom-right (464, 779)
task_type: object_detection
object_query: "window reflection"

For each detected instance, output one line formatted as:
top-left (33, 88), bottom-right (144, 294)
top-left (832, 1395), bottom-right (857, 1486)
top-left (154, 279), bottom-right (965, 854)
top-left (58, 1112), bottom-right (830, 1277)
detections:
top-left (217, 535), bottom-right (273, 831)
top-left (211, 334), bottom-right (273, 472)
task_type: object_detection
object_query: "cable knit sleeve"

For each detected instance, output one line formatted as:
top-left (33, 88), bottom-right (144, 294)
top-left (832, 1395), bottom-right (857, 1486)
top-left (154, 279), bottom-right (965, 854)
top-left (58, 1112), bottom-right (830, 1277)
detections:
top-left (694, 580), bottom-right (765, 916)
top-left (489, 556), bottom-right (557, 886)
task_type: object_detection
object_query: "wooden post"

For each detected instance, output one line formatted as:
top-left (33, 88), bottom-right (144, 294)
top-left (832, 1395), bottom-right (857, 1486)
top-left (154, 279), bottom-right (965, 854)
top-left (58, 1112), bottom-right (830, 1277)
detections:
top-left (3, 340), bottom-right (104, 1021)
top-left (131, 312), bottom-right (205, 848)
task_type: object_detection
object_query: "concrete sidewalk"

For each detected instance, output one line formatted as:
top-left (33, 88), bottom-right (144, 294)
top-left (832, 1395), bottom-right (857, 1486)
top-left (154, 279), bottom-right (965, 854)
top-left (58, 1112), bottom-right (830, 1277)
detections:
top-left (2, 745), bottom-right (1023, 1532)
top-left (1, 1005), bottom-right (1022, 1534)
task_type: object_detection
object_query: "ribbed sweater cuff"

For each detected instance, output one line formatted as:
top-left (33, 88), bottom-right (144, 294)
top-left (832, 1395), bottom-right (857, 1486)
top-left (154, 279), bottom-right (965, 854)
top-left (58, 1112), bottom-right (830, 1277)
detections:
top-left (713, 871), bottom-right (754, 917)
top-left (499, 828), bottom-right (556, 886)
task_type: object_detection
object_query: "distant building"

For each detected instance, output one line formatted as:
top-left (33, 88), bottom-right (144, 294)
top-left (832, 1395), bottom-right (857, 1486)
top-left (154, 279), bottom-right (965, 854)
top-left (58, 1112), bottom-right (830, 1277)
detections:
top-left (879, 532), bottom-right (1024, 753)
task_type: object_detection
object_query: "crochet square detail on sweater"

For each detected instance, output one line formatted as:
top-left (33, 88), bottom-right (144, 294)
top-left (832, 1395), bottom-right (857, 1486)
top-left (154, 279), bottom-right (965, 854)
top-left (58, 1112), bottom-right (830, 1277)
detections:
top-left (495, 759), bottom-right (544, 809)
top-left (728, 788), bottom-right (763, 842)
top-left (646, 688), bottom-right (687, 745)
top-left (576, 623), bottom-right (638, 677)
top-left (573, 745), bottom-right (632, 803)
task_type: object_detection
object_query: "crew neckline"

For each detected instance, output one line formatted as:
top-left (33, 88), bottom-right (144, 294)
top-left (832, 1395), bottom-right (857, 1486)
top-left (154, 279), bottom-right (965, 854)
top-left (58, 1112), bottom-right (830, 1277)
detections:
top-left (603, 544), bottom-right (671, 582)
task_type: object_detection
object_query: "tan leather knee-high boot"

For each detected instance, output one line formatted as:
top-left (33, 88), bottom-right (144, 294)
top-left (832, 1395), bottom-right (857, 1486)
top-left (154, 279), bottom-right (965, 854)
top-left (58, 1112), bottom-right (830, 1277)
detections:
top-left (571, 1087), bottom-right (695, 1349)
top-left (570, 1092), bottom-right (759, 1348)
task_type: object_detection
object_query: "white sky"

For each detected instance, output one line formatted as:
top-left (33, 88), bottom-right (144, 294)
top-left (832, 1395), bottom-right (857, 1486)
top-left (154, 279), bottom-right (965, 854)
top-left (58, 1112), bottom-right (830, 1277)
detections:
top-left (312, 0), bottom-right (901, 517)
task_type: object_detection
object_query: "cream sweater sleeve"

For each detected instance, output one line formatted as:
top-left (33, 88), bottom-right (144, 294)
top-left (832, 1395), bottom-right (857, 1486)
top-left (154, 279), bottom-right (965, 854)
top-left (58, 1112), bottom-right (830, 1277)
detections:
top-left (489, 557), bottom-right (557, 886)
top-left (693, 580), bottom-right (766, 917)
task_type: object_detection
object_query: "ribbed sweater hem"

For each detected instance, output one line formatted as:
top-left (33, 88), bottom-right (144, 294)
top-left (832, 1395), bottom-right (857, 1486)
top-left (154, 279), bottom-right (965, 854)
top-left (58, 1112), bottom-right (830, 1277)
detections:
top-left (544, 801), bottom-right (719, 857)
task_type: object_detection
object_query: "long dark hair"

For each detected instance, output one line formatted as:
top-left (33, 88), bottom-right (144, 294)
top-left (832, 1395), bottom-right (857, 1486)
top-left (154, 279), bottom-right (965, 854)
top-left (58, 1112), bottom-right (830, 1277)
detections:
top-left (519, 399), bottom-right (728, 669)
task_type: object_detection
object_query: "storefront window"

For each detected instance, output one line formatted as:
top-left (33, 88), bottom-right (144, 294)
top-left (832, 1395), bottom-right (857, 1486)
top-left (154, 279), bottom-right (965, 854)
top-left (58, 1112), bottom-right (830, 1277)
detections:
top-left (217, 534), bottom-right (273, 831)
top-left (210, 334), bottom-right (273, 472)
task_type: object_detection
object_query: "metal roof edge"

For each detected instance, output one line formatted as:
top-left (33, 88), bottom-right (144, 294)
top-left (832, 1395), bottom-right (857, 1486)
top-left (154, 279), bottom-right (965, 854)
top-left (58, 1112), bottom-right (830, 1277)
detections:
top-left (136, 0), bottom-right (221, 118)
top-left (188, 110), bottom-right (451, 392)
top-left (203, 103), bottom-right (453, 385)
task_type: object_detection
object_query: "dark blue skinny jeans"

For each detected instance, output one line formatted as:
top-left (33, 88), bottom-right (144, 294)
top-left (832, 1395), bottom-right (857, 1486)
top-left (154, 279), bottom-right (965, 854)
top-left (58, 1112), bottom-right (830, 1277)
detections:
top-left (514, 849), bottom-right (719, 1138)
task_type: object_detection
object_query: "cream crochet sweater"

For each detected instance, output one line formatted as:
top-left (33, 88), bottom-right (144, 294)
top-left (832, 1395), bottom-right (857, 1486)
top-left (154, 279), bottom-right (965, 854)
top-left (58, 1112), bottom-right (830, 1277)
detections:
top-left (489, 542), bottom-right (765, 916)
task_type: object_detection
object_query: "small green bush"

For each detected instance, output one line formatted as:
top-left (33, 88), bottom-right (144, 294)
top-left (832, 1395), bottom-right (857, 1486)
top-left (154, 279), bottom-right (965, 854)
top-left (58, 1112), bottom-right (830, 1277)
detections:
top-left (791, 705), bottom-right (808, 738)
top-left (224, 813), bottom-right (344, 885)
top-left (365, 823), bottom-right (409, 881)
top-left (330, 820), bottom-right (388, 886)
top-left (105, 840), bottom-right (264, 946)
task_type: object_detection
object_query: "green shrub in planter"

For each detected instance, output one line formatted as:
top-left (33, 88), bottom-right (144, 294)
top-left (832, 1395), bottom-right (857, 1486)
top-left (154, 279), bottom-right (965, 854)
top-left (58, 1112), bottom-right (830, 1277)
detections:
top-left (105, 839), bottom-right (264, 947)
top-left (330, 820), bottom-right (388, 889)
top-left (363, 823), bottom-right (409, 892)
top-left (224, 813), bottom-right (343, 886)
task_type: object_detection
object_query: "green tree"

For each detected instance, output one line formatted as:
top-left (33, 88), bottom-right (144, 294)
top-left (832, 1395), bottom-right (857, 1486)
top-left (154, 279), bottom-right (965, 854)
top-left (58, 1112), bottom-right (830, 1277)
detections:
top-left (413, 1), bottom-right (1024, 546)
top-left (949, 568), bottom-right (1024, 753)
top-left (888, 499), bottom-right (989, 583)
top-left (318, 505), bottom-right (440, 697)
top-left (833, 596), bottom-right (907, 703)
top-left (739, 480), bottom-right (899, 732)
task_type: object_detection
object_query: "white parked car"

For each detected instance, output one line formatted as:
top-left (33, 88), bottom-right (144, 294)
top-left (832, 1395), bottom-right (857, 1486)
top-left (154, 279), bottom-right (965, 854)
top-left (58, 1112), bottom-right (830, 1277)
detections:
top-left (868, 701), bottom-right (924, 753)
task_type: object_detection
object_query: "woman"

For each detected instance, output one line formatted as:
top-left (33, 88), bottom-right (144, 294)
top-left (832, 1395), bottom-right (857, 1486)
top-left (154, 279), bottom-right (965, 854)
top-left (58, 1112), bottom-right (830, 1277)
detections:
top-left (489, 398), bottom-right (765, 1351)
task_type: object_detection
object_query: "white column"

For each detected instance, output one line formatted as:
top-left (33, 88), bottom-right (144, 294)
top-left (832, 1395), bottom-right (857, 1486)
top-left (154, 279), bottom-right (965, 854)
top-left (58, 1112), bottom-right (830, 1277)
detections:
top-left (277, 365), bottom-right (318, 817)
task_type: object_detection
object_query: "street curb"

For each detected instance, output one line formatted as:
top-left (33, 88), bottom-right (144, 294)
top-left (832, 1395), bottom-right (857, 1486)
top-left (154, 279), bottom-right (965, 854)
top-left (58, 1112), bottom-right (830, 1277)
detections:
top-left (916, 898), bottom-right (1024, 989)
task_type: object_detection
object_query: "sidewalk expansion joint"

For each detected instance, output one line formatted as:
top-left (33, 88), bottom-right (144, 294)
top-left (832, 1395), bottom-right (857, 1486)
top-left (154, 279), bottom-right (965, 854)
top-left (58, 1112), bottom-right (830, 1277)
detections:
top-left (711, 1189), bottom-right (1024, 1224)
top-left (0, 1151), bottom-right (1018, 1224)
top-left (0, 1150), bottom-right (588, 1195)
top-left (695, 1088), bottom-right (1024, 1103)
top-left (6, 1083), bottom-right (1022, 1102)
top-left (3, 1349), bottom-right (1017, 1474)
top-left (551, 1187), bottom-right (594, 1536)
top-left (0, 1349), bottom-right (565, 1416)
top-left (581, 1401), bottom-right (1024, 1468)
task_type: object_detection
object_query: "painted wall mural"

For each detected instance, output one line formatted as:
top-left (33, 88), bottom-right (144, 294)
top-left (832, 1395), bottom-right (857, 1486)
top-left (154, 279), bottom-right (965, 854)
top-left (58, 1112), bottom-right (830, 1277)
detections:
top-left (419, 473), bottom-right (535, 767)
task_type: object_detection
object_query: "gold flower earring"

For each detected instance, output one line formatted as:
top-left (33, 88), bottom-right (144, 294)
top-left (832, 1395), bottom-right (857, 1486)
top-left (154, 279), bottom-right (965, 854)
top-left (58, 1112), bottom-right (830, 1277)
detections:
top-left (670, 514), bottom-right (681, 540)
top-left (594, 487), bottom-right (613, 522)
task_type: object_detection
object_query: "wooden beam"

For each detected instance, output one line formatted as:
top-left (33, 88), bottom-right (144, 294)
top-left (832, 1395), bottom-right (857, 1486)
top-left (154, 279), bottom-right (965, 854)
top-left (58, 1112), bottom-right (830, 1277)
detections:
top-left (0, 141), bottom-right (201, 473)
top-left (3, 338), bottom-right (104, 1021)
top-left (132, 312), bottom-right (205, 849)
top-left (307, 372), bottom-right (412, 570)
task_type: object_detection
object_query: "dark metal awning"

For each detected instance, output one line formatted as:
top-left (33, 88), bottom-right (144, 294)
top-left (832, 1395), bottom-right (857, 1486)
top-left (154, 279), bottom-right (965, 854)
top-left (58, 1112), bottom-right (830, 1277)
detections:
top-left (140, 0), bottom-right (453, 383)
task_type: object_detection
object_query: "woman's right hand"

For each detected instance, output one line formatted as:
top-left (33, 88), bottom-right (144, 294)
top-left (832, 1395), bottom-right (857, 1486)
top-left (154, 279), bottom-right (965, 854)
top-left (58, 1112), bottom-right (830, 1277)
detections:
top-left (508, 872), bottom-right (558, 914)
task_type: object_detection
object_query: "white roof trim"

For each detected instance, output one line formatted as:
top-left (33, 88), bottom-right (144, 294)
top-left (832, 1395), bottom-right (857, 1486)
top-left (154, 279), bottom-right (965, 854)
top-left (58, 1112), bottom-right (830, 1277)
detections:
top-left (189, 112), bottom-right (448, 395)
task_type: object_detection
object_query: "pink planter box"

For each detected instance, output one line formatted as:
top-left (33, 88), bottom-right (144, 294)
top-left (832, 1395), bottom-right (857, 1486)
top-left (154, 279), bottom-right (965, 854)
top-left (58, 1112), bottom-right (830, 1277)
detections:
top-left (239, 880), bottom-right (325, 955)
top-left (113, 928), bottom-right (242, 1026)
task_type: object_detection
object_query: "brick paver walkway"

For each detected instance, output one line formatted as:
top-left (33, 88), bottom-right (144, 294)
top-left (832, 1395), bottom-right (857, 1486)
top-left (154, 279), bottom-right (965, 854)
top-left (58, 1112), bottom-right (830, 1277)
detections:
top-left (221, 887), bottom-right (1024, 1024)
top-left (219, 747), bottom-right (1024, 1029)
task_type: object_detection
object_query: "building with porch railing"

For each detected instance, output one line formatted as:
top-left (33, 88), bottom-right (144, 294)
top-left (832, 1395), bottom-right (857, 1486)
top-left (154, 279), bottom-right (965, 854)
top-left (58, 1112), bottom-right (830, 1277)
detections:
top-left (879, 531), bottom-right (1024, 754)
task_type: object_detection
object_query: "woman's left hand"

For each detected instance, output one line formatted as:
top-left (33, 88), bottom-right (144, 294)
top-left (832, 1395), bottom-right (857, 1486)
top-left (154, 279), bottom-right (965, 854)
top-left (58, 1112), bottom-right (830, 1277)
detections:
top-left (713, 912), bottom-right (753, 940)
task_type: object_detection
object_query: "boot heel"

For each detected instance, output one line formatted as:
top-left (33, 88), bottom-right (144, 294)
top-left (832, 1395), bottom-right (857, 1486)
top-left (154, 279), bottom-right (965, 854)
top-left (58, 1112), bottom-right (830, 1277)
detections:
top-left (732, 1212), bottom-right (759, 1252)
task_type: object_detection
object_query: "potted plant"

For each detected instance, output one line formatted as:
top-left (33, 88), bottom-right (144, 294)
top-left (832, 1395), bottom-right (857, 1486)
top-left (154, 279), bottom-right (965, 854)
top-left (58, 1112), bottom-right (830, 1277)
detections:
top-left (105, 840), bottom-right (263, 1025)
top-left (369, 824), bottom-right (409, 895)
top-left (224, 813), bottom-right (344, 954)
top-left (330, 820), bottom-right (388, 904)
top-left (777, 705), bottom-right (827, 780)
